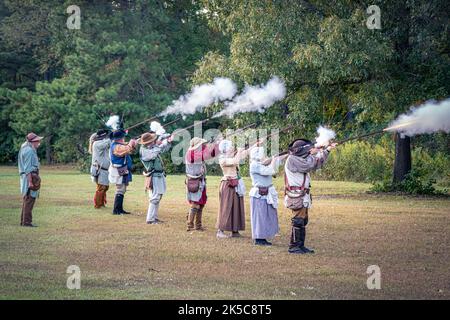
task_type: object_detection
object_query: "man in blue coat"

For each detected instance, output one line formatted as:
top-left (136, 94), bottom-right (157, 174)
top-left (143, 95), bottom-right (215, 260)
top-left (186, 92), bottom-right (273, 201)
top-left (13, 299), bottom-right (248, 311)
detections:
top-left (108, 129), bottom-right (137, 215)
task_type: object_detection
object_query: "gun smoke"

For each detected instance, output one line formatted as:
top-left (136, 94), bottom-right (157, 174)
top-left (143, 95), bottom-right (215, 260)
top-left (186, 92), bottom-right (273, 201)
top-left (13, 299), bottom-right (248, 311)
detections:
top-left (150, 121), bottom-right (166, 136)
top-left (161, 77), bottom-right (237, 116)
top-left (315, 126), bottom-right (336, 147)
top-left (385, 98), bottom-right (450, 136)
top-left (214, 76), bottom-right (286, 118)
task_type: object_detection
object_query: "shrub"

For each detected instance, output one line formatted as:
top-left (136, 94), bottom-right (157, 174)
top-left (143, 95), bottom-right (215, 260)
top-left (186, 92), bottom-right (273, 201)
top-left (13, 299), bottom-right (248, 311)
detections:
top-left (313, 141), bottom-right (393, 182)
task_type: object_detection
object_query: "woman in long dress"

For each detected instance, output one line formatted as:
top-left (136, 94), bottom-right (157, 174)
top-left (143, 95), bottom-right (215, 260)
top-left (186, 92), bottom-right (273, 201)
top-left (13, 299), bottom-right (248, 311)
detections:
top-left (249, 147), bottom-right (287, 245)
top-left (216, 139), bottom-right (259, 238)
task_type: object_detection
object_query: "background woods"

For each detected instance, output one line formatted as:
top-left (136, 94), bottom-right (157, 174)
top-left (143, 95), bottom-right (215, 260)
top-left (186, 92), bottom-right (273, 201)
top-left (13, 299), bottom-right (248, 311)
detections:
top-left (0, 0), bottom-right (449, 190)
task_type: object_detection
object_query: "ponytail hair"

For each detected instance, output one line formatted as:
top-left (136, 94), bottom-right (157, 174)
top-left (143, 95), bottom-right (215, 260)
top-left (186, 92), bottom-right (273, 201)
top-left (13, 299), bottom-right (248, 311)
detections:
top-left (88, 133), bottom-right (97, 155)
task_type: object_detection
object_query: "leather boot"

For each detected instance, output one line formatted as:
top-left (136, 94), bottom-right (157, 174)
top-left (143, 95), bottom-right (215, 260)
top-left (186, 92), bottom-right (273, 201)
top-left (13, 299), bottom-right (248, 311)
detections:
top-left (187, 207), bottom-right (196, 231)
top-left (288, 217), bottom-right (314, 254)
top-left (299, 225), bottom-right (314, 254)
top-left (288, 217), bottom-right (306, 254)
top-left (194, 207), bottom-right (205, 231)
top-left (113, 194), bottom-right (122, 215)
top-left (118, 194), bottom-right (130, 214)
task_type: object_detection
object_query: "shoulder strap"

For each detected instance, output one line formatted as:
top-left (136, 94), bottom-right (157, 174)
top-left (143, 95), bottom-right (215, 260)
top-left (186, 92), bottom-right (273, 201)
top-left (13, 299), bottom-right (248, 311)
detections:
top-left (301, 173), bottom-right (306, 190)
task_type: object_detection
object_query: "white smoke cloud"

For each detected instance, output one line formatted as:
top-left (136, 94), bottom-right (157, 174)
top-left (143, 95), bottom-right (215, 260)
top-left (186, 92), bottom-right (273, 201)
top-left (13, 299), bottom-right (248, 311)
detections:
top-left (106, 115), bottom-right (120, 130)
top-left (214, 76), bottom-right (286, 118)
top-left (160, 77), bottom-right (237, 116)
top-left (386, 98), bottom-right (450, 136)
top-left (150, 121), bottom-right (166, 136)
top-left (315, 126), bottom-right (336, 147)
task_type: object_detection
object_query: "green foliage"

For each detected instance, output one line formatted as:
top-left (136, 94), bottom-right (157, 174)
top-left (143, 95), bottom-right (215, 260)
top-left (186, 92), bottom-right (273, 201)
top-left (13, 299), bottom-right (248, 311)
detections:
top-left (314, 141), bottom-right (393, 182)
top-left (0, 0), bottom-right (226, 163)
top-left (315, 140), bottom-right (450, 190)
top-left (371, 170), bottom-right (446, 195)
top-left (0, 0), bottom-right (449, 193)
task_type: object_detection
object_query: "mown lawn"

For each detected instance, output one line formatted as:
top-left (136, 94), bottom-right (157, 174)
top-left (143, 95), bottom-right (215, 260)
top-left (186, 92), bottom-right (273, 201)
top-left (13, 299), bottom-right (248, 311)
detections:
top-left (0, 166), bottom-right (449, 299)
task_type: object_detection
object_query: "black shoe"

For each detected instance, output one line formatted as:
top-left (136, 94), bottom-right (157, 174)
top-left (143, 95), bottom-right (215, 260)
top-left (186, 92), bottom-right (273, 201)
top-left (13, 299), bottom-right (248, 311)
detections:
top-left (288, 247), bottom-right (307, 254)
top-left (300, 246), bottom-right (315, 254)
top-left (147, 221), bottom-right (158, 224)
top-left (22, 224), bottom-right (38, 228)
top-left (254, 239), bottom-right (272, 246)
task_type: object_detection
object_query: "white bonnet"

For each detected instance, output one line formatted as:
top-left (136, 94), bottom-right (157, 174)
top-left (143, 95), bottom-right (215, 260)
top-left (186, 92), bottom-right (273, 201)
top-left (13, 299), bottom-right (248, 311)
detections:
top-left (218, 139), bottom-right (233, 154)
top-left (250, 146), bottom-right (265, 161)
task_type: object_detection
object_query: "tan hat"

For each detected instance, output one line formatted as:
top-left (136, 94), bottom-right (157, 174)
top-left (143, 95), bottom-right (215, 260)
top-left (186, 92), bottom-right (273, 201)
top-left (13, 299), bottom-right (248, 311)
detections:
top-left (138, 132), bottom-right (157, 145)
top-left (188, 137), bottom-right (207, 151)
top-left (26, 132), bottom-right (44, 142)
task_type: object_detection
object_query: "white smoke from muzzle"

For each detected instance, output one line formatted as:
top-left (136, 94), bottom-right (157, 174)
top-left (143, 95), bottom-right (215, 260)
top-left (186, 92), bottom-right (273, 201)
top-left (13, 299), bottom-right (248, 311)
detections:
top-left (315, 126), bottom-right (336, 147)
top-left (106, 115), bottom-right (120, 130)
top-left (385, 98), bottom-right (450, 136)
top-left (150, 121), bottom-right (166, 136)
top-left (214, 76), bottom-right (286, 118)
top-left (160, 77), bottom-right (237, 116)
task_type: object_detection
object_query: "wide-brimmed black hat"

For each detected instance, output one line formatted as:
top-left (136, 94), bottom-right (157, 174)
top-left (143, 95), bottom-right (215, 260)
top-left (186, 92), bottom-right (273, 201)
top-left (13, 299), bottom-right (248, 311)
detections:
top-left (96, 129), bottom-right (110, 140)
top-left (288, 139), bottom-right (314, 157)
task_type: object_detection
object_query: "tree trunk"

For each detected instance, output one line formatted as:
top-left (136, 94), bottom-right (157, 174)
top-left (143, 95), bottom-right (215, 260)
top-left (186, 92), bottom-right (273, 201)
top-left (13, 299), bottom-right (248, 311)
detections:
top-left (393, 133), bottom-right (411, 184)
top-left (45, 135), bottom-right (52, 164)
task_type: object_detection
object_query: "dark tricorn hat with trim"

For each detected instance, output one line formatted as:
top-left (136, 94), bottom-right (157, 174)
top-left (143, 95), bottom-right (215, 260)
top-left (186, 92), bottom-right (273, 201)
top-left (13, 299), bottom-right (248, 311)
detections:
top-left (288, 139), bottom-right (314, 157)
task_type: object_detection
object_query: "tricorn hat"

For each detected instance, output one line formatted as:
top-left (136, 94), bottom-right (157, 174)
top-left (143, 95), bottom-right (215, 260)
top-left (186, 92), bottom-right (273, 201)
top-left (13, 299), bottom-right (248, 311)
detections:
top-left (137, 132), bottom-right (157, 145)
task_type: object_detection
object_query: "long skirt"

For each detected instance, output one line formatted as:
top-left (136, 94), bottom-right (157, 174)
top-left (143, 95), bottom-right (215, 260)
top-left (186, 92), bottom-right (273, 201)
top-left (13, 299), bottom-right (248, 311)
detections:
top-left (250, 197), bottom-right (279, 239)
top-left (216, 180), bottom-right (245, 232)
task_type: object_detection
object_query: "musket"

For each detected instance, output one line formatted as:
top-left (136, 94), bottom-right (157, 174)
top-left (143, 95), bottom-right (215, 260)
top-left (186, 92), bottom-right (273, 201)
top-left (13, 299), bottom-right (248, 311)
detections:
top-left (172, 117), bottom-right (212, 137)
top-left (236, 125), bottom-right (294, 154)
top-left (125, 115), bottom-right (159, 131)
top-left (213, 122), bottom-right (258, 142)
top-left (272, 128), bottom-right (387, 159)
top-left (334, 129), bottom-right (386, 144)
top-left (132, 116), bottom-right (183, 140)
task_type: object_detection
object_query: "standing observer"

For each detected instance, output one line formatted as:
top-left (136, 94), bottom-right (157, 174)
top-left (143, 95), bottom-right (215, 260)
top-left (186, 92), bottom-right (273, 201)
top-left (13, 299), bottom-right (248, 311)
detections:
top-left (18, 133), bottom-right (43, 227)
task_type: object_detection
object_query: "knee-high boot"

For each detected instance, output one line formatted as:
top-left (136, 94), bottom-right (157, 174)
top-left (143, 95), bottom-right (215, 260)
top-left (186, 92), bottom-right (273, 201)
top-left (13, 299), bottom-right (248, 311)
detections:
top-left (288, 217), bottom-right (314, 254)
top-left (195, 206), bottom-right (205, 231)
top-left (113, 194), bottom-right (122, 215)
top-left (187, 207), bottom-right (197, 231)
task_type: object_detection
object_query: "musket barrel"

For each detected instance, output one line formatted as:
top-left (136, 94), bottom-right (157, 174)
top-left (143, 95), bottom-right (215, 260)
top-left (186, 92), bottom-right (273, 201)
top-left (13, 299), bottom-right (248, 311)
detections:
top-left (172, 118), bottom-right (212, 136)
top-left (335, 129), bottom-right (385, 144)
top-left (126, 115), bottom-right (159, 131)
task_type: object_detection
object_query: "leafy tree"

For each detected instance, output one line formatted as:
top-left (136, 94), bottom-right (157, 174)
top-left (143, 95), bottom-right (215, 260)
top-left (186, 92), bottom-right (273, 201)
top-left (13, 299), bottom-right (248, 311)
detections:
top-left (195, 1), bottom-right (448, 132)
top-left (1, 0), bottom-right (225, 164)
top-left (193, 0), bottom-right (449, 185)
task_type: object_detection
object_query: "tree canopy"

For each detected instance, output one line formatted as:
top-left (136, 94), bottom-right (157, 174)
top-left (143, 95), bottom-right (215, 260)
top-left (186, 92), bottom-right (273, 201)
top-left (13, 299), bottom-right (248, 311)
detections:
top-left (0, 0), bottom-right (448, 187)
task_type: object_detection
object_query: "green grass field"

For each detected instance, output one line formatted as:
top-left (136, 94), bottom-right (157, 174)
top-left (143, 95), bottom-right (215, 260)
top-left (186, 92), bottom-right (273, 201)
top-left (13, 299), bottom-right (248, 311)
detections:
top-left (0, 166), bottom-right (449, 299)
